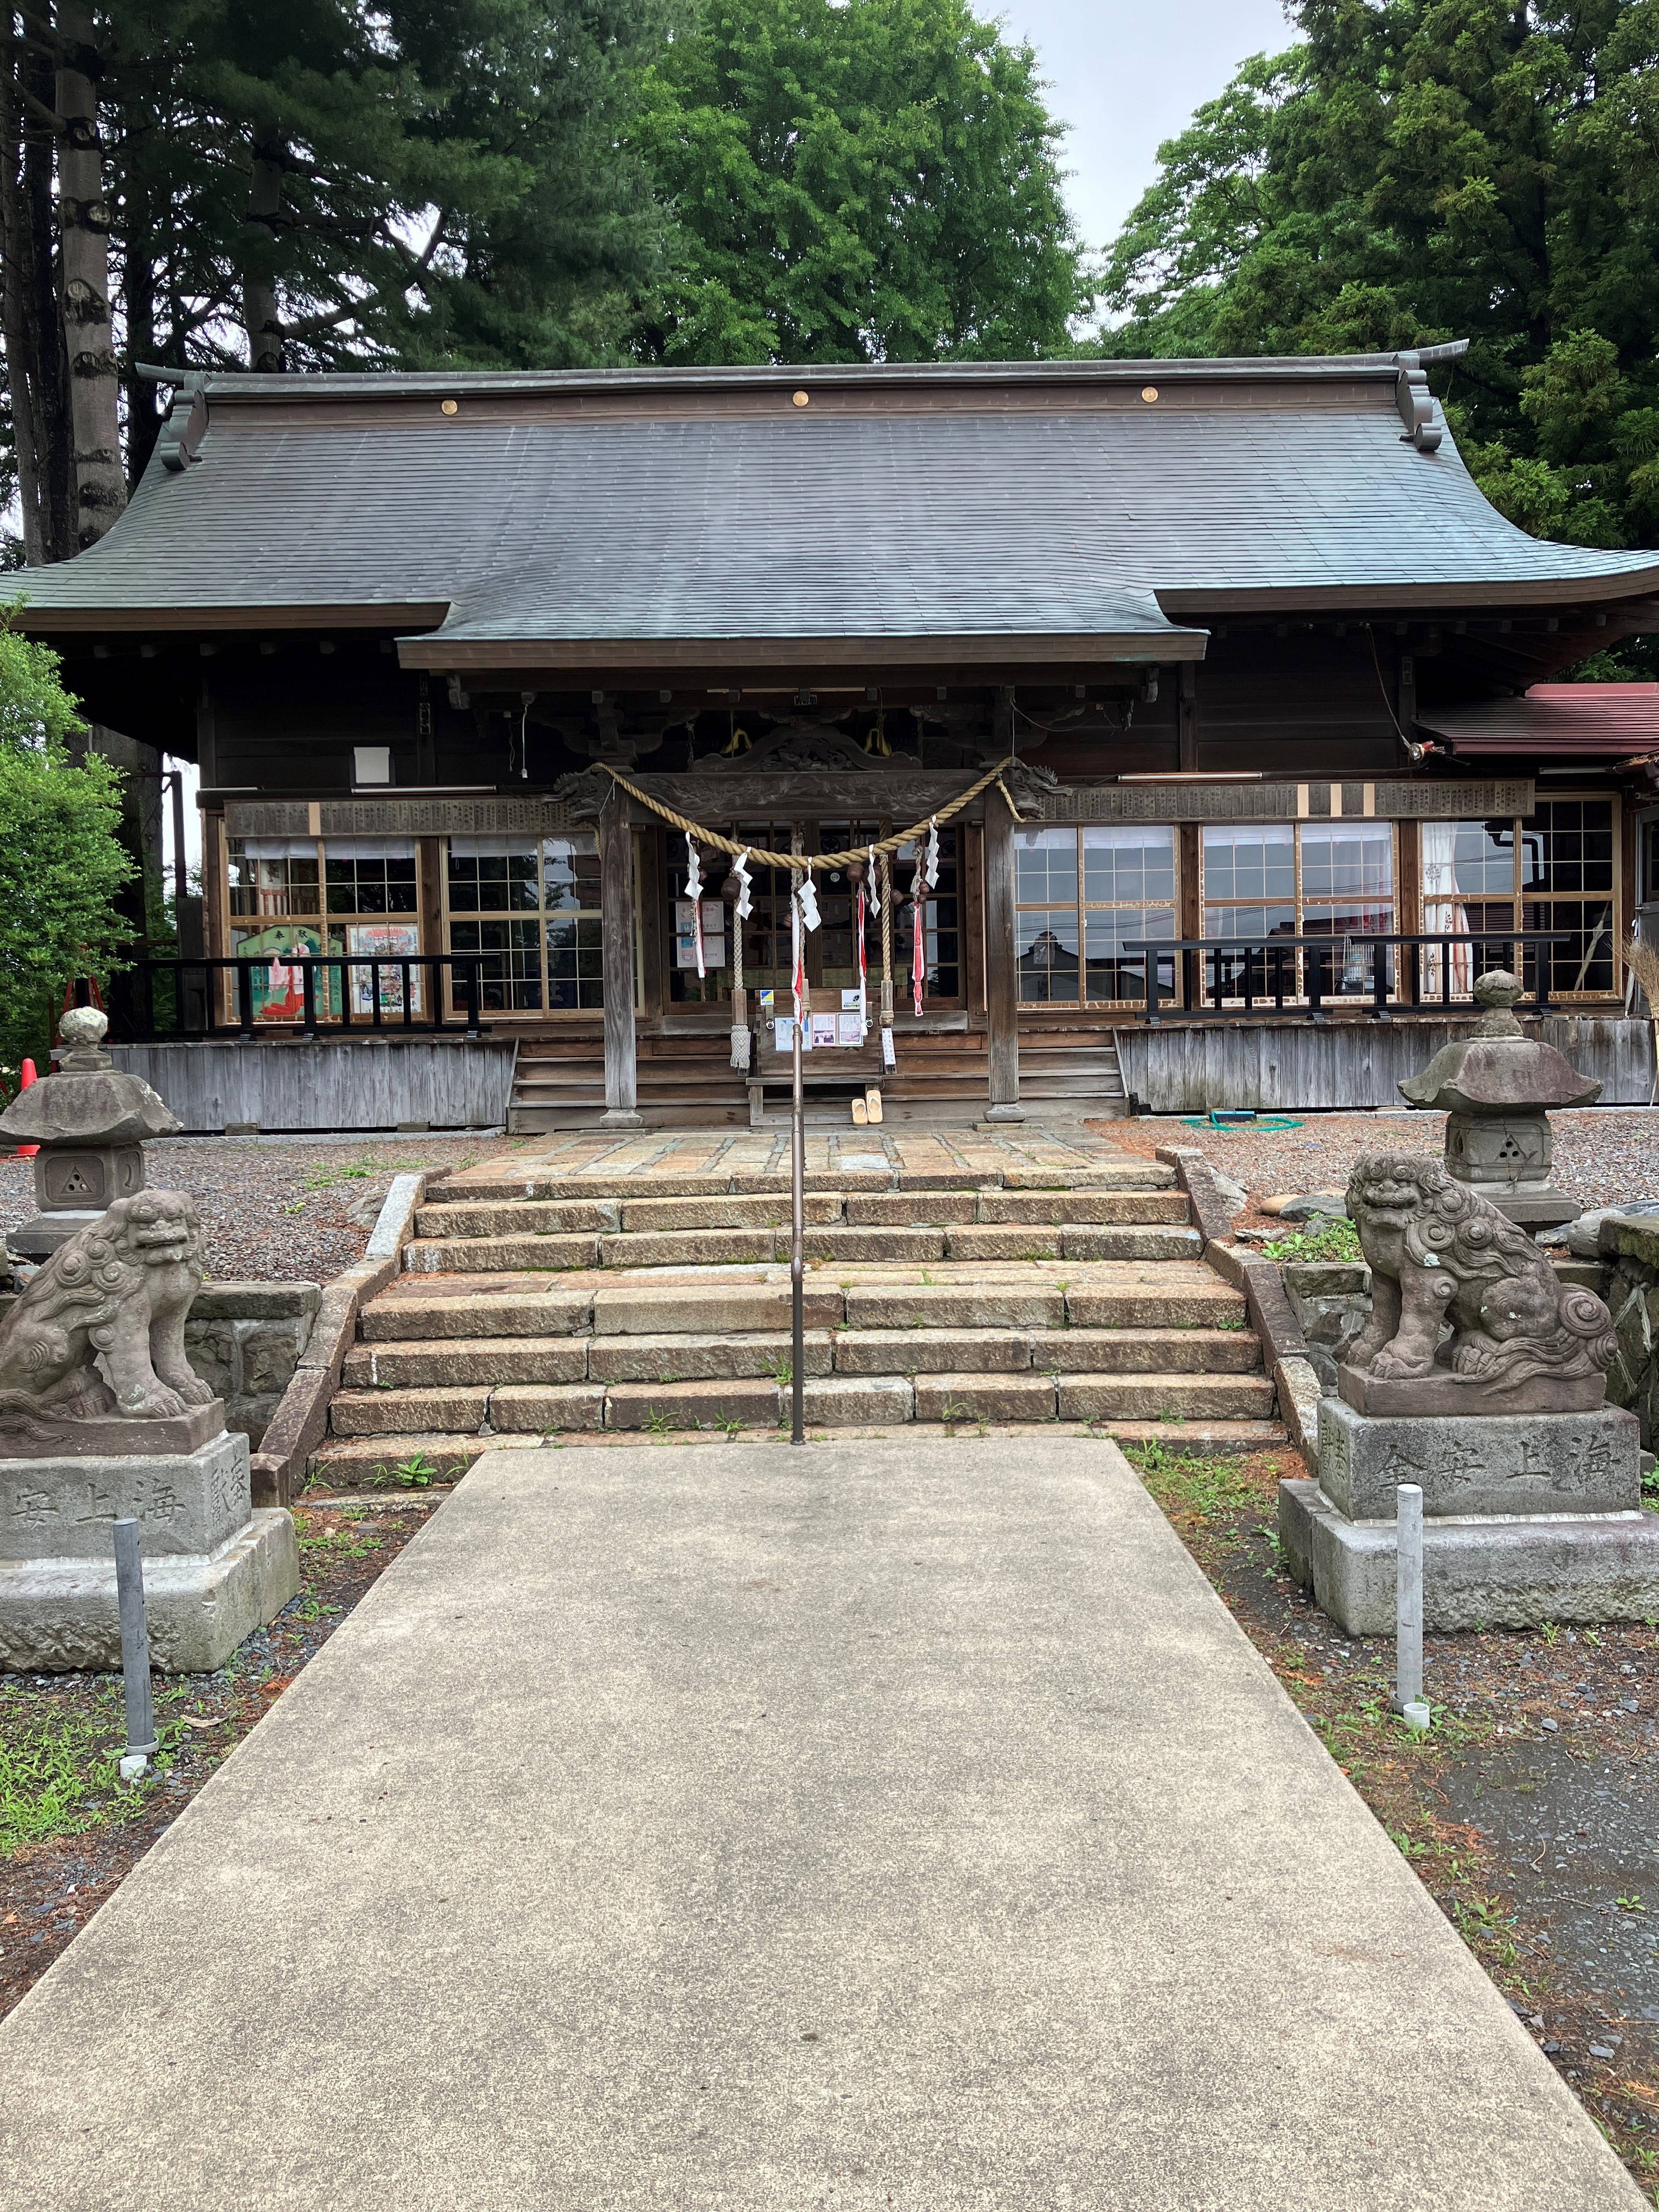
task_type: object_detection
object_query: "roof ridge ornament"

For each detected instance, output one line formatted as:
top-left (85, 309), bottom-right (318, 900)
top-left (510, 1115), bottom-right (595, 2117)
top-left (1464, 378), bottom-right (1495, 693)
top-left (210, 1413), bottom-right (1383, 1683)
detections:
top-left (157, 377), bottom-right (208, 474)
top-left (1395, 363), bottom-right (1444, 453)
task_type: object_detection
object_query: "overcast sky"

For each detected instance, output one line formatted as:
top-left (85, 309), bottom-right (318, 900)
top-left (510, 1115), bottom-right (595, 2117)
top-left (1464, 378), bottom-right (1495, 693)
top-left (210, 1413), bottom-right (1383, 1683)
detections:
top-left (1008, 0), bottom-right (1296, 251)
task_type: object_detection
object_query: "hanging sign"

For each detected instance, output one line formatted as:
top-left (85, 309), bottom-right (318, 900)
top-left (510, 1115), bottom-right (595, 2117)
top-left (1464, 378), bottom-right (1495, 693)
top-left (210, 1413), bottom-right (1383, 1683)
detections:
top-left (674, 899), bottom-right (726, 970)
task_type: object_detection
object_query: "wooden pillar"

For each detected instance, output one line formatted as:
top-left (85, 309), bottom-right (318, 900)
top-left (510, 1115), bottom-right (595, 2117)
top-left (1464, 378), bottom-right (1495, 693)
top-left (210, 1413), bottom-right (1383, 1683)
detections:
top-left (1395, 820), bottom-right (1420, 1007)
top-left (599, 790), bottom-right (641, 1126)
top-left (983, 791), bottom-right (1023, 1121)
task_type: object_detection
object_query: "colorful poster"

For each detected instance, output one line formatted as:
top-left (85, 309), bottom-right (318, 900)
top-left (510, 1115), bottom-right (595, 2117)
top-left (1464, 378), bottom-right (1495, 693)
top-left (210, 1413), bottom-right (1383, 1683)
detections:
top-left (810, 1013), bottom-right (837, 1049)
top-left (346, 923), bottom-right (422, 1015)
top-left (234, 923), bottom-right (323, 1022)
top-left (836, 1013), bottom-right (863, 1046)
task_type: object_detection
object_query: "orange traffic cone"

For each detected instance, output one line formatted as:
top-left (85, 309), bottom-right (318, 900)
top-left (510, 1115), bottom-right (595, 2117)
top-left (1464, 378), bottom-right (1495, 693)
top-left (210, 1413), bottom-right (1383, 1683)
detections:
top-left (16, 1059), bottom-right (37, 1157)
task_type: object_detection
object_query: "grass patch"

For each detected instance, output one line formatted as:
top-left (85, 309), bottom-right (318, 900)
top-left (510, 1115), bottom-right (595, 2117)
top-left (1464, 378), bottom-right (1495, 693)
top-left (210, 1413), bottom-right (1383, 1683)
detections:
top-left (1260, 1216), bottom-right (1361, 1263)
top-left (1121, 1438), bottom-right (1262, 1520)
top-left (0, 1685), bottom-right (178, 1859)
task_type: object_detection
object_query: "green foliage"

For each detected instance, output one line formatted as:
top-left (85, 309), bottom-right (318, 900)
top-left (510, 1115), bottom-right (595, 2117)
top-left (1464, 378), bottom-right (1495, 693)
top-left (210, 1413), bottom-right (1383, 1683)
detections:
top-left (0, 627), bottom-right (132, 1078)
top-left (1260, 1214), bottom-right (1361, 1263)
top-left (1098, 0), bottom-right (1659, 651)
top-left (0, 1684), bottom-right (176, 1858)
top-left (634, 0), bottom-right (1086, 363)
top-left (8, 0), bottom-right (677, 526)
top-left (0, 625), bottom-right (84, 752)
top-left (1122, 1439), bottom-right (1260, 1519)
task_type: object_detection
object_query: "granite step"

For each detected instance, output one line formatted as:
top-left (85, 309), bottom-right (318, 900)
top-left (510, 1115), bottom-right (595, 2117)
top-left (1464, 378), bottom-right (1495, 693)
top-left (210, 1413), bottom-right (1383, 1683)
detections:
top-left (360, 1269), bottom-right (1249, 1339)
top-left (400, 1223), bottom-right (1204, 1274)
top-left (306, 1414), bottom-right (1289, 1487)
top-left (411, 1188), bottom-right (1192, 1238)
top-left (341, 1325), bottom-right (1262, 1391)
top-left (326, 1368), bottom-right (1272, 1440)
top-left (428, 1161), bottom-right (1179, 1204)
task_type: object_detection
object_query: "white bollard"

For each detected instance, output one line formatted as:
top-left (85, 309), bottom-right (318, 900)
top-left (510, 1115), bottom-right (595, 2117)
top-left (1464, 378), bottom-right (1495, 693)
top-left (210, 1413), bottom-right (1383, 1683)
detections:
top-left (1393, 1482), bottom-right (1430, 1732)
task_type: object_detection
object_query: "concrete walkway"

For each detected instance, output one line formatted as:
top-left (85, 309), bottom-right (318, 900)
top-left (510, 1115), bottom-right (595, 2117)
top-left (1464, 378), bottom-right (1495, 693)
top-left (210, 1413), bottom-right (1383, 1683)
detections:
top-left (0, 1440), bottom-right (1641, 2210)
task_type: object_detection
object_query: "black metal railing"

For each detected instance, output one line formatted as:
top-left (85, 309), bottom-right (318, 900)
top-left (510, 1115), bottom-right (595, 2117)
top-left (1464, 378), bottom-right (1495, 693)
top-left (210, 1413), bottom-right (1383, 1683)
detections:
top-left (80, 956), bottom-right (488, 1042)
top-left (1119, 933), bottom-right (1575, 1025)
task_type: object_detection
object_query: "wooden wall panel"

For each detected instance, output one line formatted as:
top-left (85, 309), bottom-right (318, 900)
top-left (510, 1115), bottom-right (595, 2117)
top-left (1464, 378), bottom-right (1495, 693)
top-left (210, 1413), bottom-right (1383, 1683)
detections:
top-left (109, 1039), bottom-right (517, 1131)
top-left (1118, 1016), bottom-right (1655, 1112)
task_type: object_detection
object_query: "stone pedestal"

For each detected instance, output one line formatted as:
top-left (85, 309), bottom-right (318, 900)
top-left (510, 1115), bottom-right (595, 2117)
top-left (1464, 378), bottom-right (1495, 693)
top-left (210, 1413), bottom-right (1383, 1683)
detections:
top-left (1278, 1397), bottom-right (1659, 1633)
top-left (0, 1430), bottom-right (299, 1672)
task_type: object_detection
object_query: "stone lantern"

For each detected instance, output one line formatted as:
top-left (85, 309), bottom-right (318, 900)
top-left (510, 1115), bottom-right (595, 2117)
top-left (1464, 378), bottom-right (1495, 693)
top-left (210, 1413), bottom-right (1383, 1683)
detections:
top-left (0, 1007), bottom-right (180, 1257)
top-left (1397, 971), bottom-right (1595, 1232)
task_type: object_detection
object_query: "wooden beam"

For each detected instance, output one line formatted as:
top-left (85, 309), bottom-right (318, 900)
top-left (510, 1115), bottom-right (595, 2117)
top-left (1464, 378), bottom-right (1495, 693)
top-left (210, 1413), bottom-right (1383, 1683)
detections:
top-left (401, 632), bottom-right (1208, 675)
top-left (1179, 662), bottom-right (1198, 772)
top-left (599, 788), bottom-right (641, 1126)
top-left (983, 788), bottom-right (1022, 1121)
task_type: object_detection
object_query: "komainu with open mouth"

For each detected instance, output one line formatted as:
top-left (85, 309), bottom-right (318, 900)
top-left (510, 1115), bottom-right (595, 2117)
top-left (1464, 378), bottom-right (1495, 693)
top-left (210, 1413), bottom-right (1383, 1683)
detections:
top-left (0, 1188), bottom-right (216, 1424)
top-left (1344, 1151), bottom-right (1616, 1389)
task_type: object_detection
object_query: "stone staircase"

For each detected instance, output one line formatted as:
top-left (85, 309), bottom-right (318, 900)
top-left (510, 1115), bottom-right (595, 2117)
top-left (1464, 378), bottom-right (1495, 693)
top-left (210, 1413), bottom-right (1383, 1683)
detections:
top-left (311, 1142), bottom-right (1284, 1484)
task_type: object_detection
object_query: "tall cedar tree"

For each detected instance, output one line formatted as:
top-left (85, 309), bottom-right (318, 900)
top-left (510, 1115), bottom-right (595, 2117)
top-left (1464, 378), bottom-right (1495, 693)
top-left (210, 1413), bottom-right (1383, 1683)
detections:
top-left (634, 0), bottom-right (1086, 363)
top-left (1, 0), bottom-right (674, 553)
top-left (1099, 0), bottom-right (1659, 664)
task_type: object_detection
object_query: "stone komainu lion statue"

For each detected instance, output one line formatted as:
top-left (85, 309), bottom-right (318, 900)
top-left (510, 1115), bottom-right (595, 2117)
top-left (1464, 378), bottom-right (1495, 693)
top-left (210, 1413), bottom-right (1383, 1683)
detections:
top-left (0, 1189), bottom-right (216, 1424)
top-left (1344, 1152), bottom-right (1616, 1388)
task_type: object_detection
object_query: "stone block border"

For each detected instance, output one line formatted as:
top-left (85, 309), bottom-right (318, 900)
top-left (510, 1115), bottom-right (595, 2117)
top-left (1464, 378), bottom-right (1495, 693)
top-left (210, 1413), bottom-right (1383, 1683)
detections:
top-left (250, 1173), bottom-right (425, 1507)
top-left (1157, 1142), bottom-right (1319, 1470)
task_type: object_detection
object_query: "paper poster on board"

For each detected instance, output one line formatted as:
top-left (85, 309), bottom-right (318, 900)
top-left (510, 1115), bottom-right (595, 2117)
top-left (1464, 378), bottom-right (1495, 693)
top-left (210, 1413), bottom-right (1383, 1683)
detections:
top-left (836, 1013), bottom-right (862, 1046)
top-left (346, 922), bottom-right (422, 1015)
top-left (810, 1014), bottom-right (837, 1049)
top-left (673, 898), bottom-right (727, 970)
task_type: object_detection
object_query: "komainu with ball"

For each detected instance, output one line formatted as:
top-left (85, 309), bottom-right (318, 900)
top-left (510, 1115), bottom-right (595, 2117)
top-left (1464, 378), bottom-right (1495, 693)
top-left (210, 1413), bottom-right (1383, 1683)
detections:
top-left (1345, 1152), bottom-right (1615, 1390)
top-left (0, 1189), bottom-right (216, 1426)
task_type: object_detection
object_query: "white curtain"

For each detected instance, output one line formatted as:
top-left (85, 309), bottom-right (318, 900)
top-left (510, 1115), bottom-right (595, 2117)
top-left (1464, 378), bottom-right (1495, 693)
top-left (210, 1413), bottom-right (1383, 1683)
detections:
top-left (1420, 822), bottom-right (1472, 1000)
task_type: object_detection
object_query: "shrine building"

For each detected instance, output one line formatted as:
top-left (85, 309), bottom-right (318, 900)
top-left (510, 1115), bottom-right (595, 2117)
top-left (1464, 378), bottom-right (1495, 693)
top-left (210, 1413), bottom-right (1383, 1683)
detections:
top-left (13, 346), bottom-right (1659, 1131)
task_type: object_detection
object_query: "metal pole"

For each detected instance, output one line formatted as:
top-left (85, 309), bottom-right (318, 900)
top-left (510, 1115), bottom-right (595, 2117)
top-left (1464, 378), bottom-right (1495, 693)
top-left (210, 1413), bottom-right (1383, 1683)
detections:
top-left (791, 887), bottom-right (806, 1447)
top-left (1393, 1483), bottom-right (1429, 1731)
top-left (112, 1517), bottom-right (158, 1773)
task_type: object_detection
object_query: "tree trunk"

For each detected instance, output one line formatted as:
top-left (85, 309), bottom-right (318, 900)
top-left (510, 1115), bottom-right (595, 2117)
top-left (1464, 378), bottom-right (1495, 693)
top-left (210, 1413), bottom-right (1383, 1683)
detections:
top-left (242, 120), bottom-right (284, 372)
top-left (0, 26), bottom-right (74, 561)
top-left (122, 165), bottom-right (163, 485)
top-left (55, 1), bottom-right (125, 547)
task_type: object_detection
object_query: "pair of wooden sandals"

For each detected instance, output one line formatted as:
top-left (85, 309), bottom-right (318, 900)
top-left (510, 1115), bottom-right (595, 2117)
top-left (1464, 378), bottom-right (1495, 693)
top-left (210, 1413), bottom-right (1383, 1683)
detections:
top-left (851, 1089), bottom-right (884, 1126)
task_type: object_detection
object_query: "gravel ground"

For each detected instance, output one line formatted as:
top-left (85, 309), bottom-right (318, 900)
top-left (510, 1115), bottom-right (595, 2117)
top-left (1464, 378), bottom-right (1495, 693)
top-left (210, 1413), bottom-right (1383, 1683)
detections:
top-left (1106, 1106), bottom-right (1659, 1227)
top-left (0, 1134), bottom-right (528, 1283)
